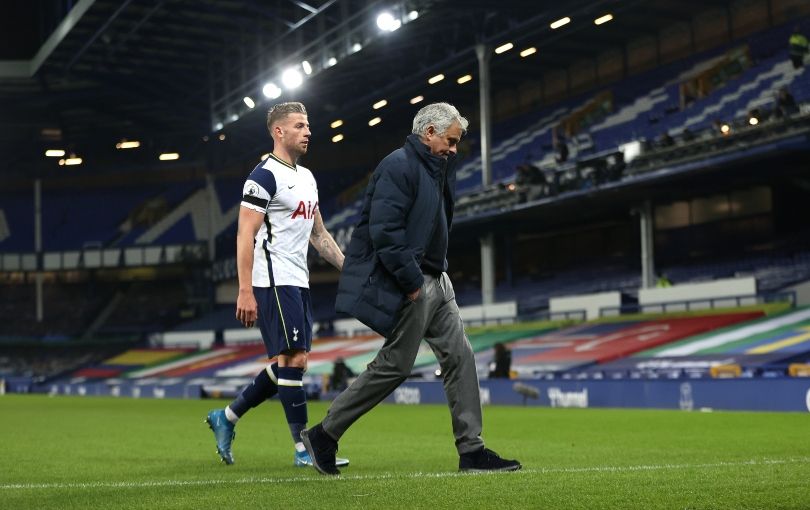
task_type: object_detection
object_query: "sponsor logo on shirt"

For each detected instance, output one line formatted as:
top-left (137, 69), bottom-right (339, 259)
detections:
top-left (291, 200), bottom-right (318, 219)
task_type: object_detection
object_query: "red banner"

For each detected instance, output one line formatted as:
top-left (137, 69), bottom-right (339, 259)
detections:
top-left (520, 313), bottom-right (762, 364)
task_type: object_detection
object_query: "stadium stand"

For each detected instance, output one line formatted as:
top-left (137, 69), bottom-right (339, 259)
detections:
top-left (94, 281), bottom-right (192, 337)
top-left (585, 306), bottom-right (810, 379)
top-left (5, 18), bottom-right (805, 268)
top-left (0, 193), bottom-right (35, 252)
top-left (10, 10), bottom-right (810, 509)
top-left (47, 306), bottom-right (810, 400)
top-left (0, 343), bottom-right (128, 380)
top-left (0, 281), bottom-right (115, 339)
top-left (1, 181), bottom-right (204, 254)
top-left (3, 4), bottom-right (810, 414)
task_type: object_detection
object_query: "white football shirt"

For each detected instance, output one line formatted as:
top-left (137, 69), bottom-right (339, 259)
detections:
top-left (240, 153), bottom-right (319, 288)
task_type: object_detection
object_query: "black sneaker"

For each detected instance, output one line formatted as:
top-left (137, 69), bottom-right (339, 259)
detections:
top-left (301, 423), bottom-right (340, 475)
top-left (459, 447), bottom-right (522, 472)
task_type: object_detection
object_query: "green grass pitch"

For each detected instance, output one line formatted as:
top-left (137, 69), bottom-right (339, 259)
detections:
top-left (1, 394), bottom-right (809, 509)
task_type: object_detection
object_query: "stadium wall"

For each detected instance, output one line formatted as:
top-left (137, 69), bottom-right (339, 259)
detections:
top-left (384, 378), bottom-right (810, 413)
top-left (784, 280), bottom-right (810, 306)
top-left (23, 377), bottom-right (810, 412)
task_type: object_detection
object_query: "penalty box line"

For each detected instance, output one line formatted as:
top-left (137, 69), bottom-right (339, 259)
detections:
top-left (2, 457), bottom-right (809, 491)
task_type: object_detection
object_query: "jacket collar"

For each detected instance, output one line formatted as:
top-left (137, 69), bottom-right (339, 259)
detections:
top-left (405, 134), bottom-right (457, 177)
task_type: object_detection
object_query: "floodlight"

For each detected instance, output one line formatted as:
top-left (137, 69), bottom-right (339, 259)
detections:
top-left (594, 14), bottom-right (613, 25)
top-left (159, 152), bottom-right (179, 161)
top-left (373, 99), bottom-right (388, 109)
top-left (60, 154), bottom-right (83, 166)
top-left (331, 120), bottom-right (344, 129)
top-left (457, 74), bottom-right (472, 84)
top-left (243, 96), bottom-right (255, 108)
top-left (332, 134), bottom-right (344, 143)
top-left (262, 82), bottom-right (282, 99)
top-left (520, 47), bottom-right (537, 58)
top-left (45, 149), bottom-right (65, 157)
top-left (550, 16), bottom-right (571, 29)
top-left (410, 95), bottom-right (424, 104)
top-left (428, 74), bottom-right (444, 84)
top-left (302, 60), bottom-right (313, 75)
top-left (495, 43), bottom-right (513, 54)
top-left (377, 12), bottom-right (399, 31)
top-left (368, 117), bottom-right (381, 126)
top-left (281, 68), bottom-right (303, 89)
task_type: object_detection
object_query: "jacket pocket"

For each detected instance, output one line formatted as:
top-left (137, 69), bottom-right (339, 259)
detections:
top-left (363, 260), bottom-right (405, 312)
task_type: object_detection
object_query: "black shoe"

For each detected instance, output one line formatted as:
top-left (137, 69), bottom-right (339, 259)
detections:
top-left (301, 424), bottom-right (340, 475)
top-left (459, 447), bottom-right (522, 472)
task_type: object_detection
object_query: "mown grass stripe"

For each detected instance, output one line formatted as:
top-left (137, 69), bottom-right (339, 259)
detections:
top-left (3, 457), bottom-right (808, 491)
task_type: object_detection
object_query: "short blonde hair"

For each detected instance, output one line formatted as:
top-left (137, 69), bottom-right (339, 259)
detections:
top-left (267, 102), bottom-right (307, 134)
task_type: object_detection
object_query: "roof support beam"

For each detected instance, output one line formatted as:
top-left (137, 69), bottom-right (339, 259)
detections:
top-left (289, 0), bottom-right (318, 14)
top-left (107, 1), bottom-right (168, 60)
top-left (243, 0), bottom-right (296, 28)
top-left (65, 0), bottom-right (137, 75)
top-left (0, 0), bottom-right (97, 78)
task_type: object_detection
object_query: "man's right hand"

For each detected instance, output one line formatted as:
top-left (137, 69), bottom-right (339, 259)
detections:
top-left (236, 289), bottom-right (258, 328)
top-left (407, 288), bottom-right (421, 302)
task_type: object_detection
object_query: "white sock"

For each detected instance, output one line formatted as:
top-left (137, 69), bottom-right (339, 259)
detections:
top-left (294, 442), bottom-right (306, 453)
top-left (225, 406), bottom-right (240, 424)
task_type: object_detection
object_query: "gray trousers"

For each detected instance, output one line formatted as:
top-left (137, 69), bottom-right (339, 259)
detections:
top-left (322, 273), bottom-right (485, 455)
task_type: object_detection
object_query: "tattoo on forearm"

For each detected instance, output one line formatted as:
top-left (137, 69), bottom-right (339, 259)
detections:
top-left (312, 232), bottom-right (343, 269)
top-left (320, 238), bottom-right (340, 265)
top-left (311, 213), bottom-right (344, 270)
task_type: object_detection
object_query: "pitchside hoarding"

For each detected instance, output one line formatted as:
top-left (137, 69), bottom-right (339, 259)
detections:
top-left (385, 378), bottom-right (810, 412)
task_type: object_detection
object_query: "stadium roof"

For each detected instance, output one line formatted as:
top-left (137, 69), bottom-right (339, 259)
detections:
top-left (0, 0), bottom-right (730, 179)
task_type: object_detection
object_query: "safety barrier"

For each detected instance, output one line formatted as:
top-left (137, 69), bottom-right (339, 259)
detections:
top-left (383, 377), bottom-right (810, 412)
top-left (600, 291), bottom-right (795, 316)
top-left (0, 243), bottom-right (207, 271)
top-left (24, 376), bottom-right (810, 412)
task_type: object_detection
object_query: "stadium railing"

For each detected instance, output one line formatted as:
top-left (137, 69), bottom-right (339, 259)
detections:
top-left (0, 242), bottom-right (207, 271)
top-left (517, 309), bottom-right (587, 323)
top-left (148, 330), bottom-right (216, 349)
top-left (598, 291), bottom-right (796, 317)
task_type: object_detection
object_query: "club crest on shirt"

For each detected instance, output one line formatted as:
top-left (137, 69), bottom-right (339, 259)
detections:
top-left (246, 183), bottom-right (259, 196)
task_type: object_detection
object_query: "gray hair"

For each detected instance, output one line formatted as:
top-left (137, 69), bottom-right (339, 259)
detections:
top-left (411, 102), bottom-right (469, 137)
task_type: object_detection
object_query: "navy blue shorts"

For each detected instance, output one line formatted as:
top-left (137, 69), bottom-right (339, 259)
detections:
top-left (254, 286), bottom-right (313, 357)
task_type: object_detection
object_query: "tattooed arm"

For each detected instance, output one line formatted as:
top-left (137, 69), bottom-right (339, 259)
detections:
top-left (309, 210), bottom-right (345, 271)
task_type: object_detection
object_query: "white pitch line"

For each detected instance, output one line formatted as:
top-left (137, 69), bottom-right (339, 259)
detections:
top-left (2, 457), bottom-right (809, 491)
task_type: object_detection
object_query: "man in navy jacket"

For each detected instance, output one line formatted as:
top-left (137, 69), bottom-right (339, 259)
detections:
top-left (302, 103), bottom-right (521, 475)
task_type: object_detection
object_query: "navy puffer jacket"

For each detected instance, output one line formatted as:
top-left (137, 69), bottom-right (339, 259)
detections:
top-left (335, 134), bottom-right (457, 337)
